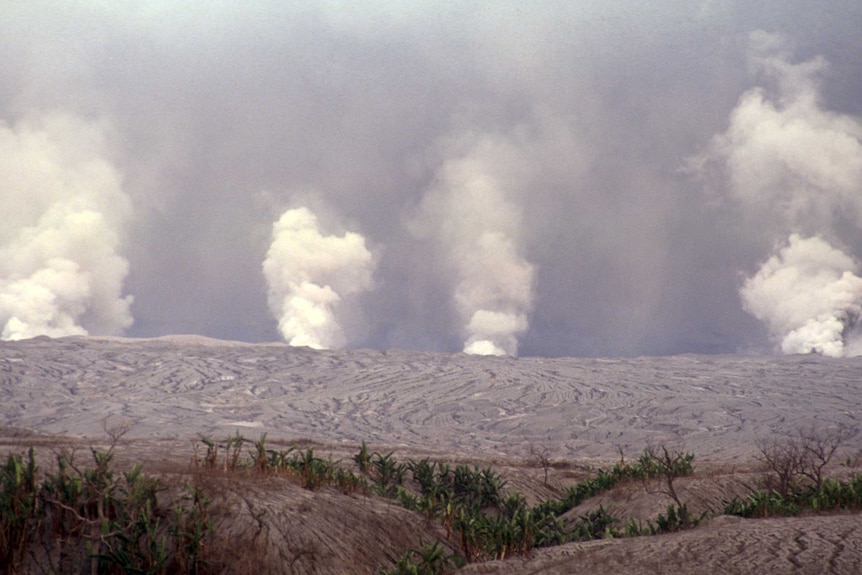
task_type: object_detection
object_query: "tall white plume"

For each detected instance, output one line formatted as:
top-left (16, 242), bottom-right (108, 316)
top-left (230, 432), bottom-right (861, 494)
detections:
top-left (415, 132), bottom-right (535, 356)
top-left (0, 112), bottom-right (133, 340)
top-left (262, 206), bottom-right (375, 349)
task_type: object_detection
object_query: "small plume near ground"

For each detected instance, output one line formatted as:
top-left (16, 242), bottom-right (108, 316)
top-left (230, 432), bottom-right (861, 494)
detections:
top-left (262, 206), bottom-right (375, 349)
top-left (741, 234), bottom-right (862, 357)
top-left (0, 112), bottom-right (133, 340)
top-left (457, 231), bottom-right (533, 357)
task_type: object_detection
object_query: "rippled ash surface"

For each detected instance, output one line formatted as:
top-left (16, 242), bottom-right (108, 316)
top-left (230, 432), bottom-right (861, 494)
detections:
top-left (1, 335), bottom-right (859, 460)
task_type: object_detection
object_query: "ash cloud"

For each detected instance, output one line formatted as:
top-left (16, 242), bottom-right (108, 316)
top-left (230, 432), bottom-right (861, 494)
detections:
top-left (0, 113), bottom-right (133, 340)
top-left (2, 2), bottom-right (861, 356)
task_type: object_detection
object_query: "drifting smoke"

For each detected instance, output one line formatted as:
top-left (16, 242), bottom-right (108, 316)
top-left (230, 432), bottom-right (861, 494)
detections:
top-left (0, 112), bottom-right (133, 340)
top-left (262, 207), bottom-right (375, 349)
top-left (741, 235), bottom-right (862, 357)
top-left (699, 32), bottom-right (862, 357)
top-left (415, 133), bottom-right (535, 357)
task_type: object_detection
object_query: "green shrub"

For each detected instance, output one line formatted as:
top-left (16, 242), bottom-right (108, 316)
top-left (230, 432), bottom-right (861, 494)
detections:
top-left (0, 448), bottom-right (39, 574)
top-left (648, 503), bottom-right (701, 533)
top-left (724, 473), bottom-right (862, 518)
top-left (379, 540), bottom-right (461, 575)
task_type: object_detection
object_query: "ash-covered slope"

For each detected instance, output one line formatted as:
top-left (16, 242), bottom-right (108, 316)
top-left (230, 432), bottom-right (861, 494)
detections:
top-left (1, 335), bottom-right (860, 460)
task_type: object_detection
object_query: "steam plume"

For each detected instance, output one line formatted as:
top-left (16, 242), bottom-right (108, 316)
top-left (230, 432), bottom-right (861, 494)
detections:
top-left (699, 33), bottom-right (862, 356)
top-left (262, 206), bottom-right (375, 349)
top-left (415, 133), bottom-right (535, 356)
top-left (0, 113), bottom-right (133, 340)
top-left (741, 235), bottom-right (862, 357)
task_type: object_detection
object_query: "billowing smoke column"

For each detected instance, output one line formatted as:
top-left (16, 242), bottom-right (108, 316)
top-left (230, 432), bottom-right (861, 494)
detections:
top-left (741, 235), bottom-right (862, 357)
top-left (0, 112), bottom-right (134, 340)
top-left (262, 206), bottom-right (375, 349)
top-left (416, 133), bottom-right (535, 356)
top-left (701, 32), bottom-right (862, 356)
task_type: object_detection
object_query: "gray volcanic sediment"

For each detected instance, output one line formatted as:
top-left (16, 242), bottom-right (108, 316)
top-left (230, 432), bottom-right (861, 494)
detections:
top-left (1, 335), bottom-right (860, 461)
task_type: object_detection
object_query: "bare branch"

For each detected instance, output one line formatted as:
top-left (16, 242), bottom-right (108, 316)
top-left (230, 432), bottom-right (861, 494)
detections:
top-left (528, 445), bottom-right (552, 486)
top-left (101, 417), bottom-right (132, 449)
top-left (756, 425), bottom-right (850, 494)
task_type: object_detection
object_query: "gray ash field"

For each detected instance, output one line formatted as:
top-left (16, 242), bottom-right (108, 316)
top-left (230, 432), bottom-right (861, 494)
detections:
top-left (2, 335), bottom-right (859, 461)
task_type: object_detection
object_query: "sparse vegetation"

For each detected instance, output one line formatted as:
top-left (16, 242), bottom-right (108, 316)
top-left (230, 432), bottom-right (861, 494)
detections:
top-left (724, 425), bottom-right (860, 518)
top-left (2, 426), bottom-right (859, 574)
top-left (1, 443), bottom-right (212, 575)
top-left (723, 474), bottom-right (862, 518)
top-left (389, 445), bottom-right (702, 563)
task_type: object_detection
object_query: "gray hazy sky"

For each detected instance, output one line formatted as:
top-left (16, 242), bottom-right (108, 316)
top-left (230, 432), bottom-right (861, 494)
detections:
top-left (2, 1), bottom-right (862, 357)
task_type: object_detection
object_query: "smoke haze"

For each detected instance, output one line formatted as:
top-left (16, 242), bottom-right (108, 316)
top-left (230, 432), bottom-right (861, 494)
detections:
top-left (2, 2), bottom-right (861, 356)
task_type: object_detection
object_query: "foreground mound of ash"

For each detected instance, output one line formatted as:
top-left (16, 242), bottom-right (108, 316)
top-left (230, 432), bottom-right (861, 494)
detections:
top-left (1, 426), bottom-right (861, 574)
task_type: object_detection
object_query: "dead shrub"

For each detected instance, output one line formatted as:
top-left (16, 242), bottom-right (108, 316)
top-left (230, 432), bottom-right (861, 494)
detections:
top-left (756, 425), bottom-right (849, 495)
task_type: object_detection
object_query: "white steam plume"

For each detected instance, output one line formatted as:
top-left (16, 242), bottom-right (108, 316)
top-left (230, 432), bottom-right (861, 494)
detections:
top-left (697, 32), bottom-right (862, 357)
top-left (415, 133), bottom-right (535, 356)
top-left (741, 235), bottom-right (862, 357)
top-left (0, 112), bottom-right (133, 340)
top-left (262, 206), bottom-right (376, 349)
